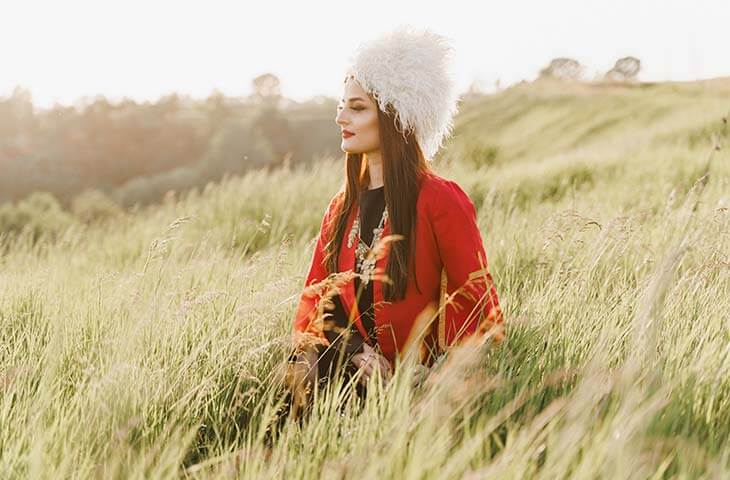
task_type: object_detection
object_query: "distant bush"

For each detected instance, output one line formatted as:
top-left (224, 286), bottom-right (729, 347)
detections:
top-left (71, 189), bottom-right (123, 223)
top-left (203, 118), bottom-right (274, 174)
top-left (538, 58), bottom-right (585, 81)
top-left (604, 56), bottom-right (641, 82)
top-left (0, 192), bottom-right (74, 241)
top-left (112, 165), bottom-right (203, 207)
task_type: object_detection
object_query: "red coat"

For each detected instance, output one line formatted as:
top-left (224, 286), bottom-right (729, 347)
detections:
top-left (292, 171), bottom-right (504, 365)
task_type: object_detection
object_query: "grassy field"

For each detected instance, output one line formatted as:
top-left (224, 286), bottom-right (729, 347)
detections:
top-left (1, 78), bottom-right (729, 479)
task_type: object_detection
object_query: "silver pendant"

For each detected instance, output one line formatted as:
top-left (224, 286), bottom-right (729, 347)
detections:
top-left (351, 205), bottom-right (389, 285)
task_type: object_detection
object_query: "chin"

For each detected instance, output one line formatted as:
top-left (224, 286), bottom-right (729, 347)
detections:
top-left (341, 142), bottom-right (364, 155)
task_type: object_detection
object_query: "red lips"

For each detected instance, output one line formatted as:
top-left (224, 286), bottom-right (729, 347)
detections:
top-left (342, 130), bottom-right (355, 138)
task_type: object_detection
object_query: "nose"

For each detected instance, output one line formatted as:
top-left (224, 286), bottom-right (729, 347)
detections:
top-left (335, 107), bottom-right (347, 127)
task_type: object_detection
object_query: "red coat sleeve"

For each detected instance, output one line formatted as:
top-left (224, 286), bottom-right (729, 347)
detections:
top-left (291, 193), bottom-right (342, 344)
top-left (429, 180), bottom-right (504, 347)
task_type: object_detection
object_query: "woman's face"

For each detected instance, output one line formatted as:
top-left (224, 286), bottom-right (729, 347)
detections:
top-left (335, 77), bottom-right (380, 155)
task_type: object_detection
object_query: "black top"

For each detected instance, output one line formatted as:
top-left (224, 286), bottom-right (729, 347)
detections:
top-left (323, 185), bottom-right (386, 357)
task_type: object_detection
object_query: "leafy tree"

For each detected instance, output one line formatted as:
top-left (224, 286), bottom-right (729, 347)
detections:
top-left (251, 73), bottom-right (283, 109)
top-left (604, 56), bottom-right (641, 81)
top-left (538, 58), bottom-right (585, 80)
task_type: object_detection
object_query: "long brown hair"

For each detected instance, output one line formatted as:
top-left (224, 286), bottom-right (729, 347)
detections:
top-left (323, 99), bottom-right (434, 301)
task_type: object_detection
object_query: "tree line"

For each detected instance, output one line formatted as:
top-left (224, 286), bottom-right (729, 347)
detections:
top-left (0, 73), bottom-right (341, 207)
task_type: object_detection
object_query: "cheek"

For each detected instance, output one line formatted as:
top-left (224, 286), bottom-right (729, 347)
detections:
top-left (360, 113), bottom-right (379, 145)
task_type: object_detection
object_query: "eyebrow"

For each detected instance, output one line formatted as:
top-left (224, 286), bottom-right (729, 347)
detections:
top-left (340, 97), bottom-right (366, 103)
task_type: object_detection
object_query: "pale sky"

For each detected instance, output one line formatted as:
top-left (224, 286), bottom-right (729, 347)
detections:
top-left (1, 0), bottom-right (728, 109)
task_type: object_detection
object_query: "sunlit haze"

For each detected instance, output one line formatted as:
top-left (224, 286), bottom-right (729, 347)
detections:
top-left (2, 0), bottom-right (729, 108)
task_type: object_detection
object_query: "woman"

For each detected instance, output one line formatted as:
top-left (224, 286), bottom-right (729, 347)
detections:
top-left (284, 26), bottom-right (504, 416)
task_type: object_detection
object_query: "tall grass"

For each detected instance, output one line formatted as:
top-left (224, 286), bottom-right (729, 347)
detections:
top-left (1, 80), bottom-right (729, 478)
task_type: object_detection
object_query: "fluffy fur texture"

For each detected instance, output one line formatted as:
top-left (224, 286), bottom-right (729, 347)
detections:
top-left (345, 25), bottom-right (461, 161)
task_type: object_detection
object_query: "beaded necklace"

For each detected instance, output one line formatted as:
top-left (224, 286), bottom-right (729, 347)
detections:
top-left (346, 203), bottom-right (388, 286)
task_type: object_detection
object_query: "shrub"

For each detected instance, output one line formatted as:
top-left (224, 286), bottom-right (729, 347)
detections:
top-left (71, 189), bottom-right (123, 224)
top-left (0, 192), bottom-right (74, 241)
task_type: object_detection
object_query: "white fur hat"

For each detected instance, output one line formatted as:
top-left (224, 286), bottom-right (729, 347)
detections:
top-left (344, 25), bottom-right (461, 161)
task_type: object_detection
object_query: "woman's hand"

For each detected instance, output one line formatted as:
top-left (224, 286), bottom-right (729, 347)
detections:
top-left (351, 343), bottom-right (392, 386)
